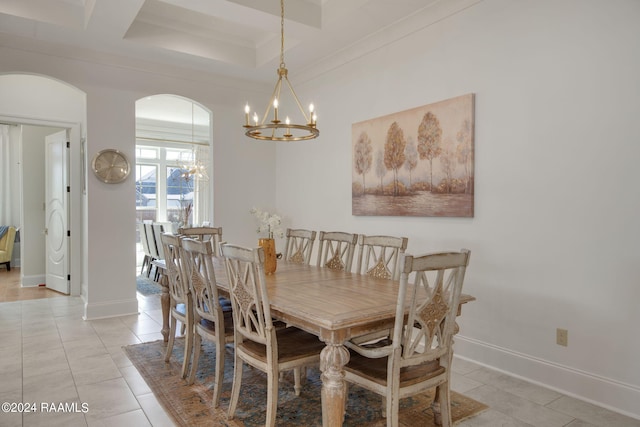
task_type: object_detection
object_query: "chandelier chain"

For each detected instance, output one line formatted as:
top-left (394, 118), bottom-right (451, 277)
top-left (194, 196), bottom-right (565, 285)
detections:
top-left (280, 0), bottom-right (285, 68)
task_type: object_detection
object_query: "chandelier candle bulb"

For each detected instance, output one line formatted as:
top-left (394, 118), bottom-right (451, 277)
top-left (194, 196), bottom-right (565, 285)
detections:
top-left (244, 103), bottom-right (250, 126)
top-left (284, 116), bottom-right (292, 137)
top-left (273, 99), bottom-right (280, 123)
top-left (253, 112), bottom-right (259, 126)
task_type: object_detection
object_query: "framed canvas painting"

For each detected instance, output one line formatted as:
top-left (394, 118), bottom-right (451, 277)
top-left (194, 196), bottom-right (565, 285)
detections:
top-left (352, 93), bottom-right (474, 217)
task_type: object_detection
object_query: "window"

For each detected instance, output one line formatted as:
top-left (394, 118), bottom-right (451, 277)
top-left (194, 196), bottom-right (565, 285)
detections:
top-left (135, 95), bottom-right (211, 231)
top-left (135, 143), bottom-right (209, 227)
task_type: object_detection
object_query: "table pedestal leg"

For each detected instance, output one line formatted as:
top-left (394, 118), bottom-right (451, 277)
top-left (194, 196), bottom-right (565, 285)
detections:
top-left (158, 275), bottom-right (170, 342)
top-left (319, 343), bottom-right (350, 427)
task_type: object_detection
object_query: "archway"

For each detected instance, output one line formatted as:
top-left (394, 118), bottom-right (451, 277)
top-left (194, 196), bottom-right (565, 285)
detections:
top-left (0, 73), bottom-right (86, 296)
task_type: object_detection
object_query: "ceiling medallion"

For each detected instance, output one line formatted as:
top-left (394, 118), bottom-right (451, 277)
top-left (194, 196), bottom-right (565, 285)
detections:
top-left (242, 0), bottom-right (319, 142)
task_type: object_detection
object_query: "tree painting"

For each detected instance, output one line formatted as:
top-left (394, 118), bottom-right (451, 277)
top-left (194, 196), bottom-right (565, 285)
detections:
top-left (384, 122), bottom-right (406, 196)
top-left (404, 137), bottom-right (418, 190)
top-left (417, 111), bottom-right (442, 192)
top-left (456, 118), bottom-right (473, 194)
top-left (353, 131), bottom-right (373, 195)
top-left (352, 93), bottom-right (474, 217)
top-left (375, 149), bottom-right (386, 192)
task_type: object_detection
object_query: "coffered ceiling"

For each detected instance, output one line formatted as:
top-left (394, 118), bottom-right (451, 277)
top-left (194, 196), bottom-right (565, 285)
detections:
top-left (0, 0), bottom-right (480, 83)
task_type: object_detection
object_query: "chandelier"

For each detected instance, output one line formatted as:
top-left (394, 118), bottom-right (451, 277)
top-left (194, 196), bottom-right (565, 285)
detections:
top-left (243, 0), bottom-right (319, 141)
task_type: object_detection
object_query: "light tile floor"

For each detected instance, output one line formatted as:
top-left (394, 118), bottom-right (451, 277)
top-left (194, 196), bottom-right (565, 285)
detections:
top-left (0, 270), bottom-right (639, 426)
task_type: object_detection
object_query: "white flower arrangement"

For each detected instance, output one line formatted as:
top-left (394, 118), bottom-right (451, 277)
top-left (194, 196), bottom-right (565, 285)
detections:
top-left (249, 207), bottom-right (284, 239)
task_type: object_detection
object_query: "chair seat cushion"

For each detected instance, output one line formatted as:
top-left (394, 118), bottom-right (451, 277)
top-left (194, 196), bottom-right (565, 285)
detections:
top-left (199, 310), bottom-right (235, 336)
top-left (345, 349), bottom-right (444, 387)
top-left (219, 296), bottom-right (233, 312)
top-left (239, 326), bottom-right (324, 364)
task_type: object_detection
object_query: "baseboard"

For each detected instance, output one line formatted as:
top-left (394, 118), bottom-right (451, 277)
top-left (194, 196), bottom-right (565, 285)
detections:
top-left (21, 274), bottom-right (45, 287)
top-left (454, 335), bottom-right (640, 420)
top-left (82, 297), bottom-right (139, 320)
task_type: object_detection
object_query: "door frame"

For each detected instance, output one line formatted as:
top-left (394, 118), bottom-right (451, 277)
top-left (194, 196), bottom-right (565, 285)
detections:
top-left (2, 114), bottom-right (82, 297)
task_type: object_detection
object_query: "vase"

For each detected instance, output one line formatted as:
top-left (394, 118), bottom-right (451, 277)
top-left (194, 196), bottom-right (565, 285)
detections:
top-left (258, 238), bottom-right (277, 275)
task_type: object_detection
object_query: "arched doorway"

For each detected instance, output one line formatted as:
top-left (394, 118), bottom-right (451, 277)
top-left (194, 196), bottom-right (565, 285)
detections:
top-left (134, 95), bottom-right (212, 273)
top-left (0, 73), bottom-right (85, 297)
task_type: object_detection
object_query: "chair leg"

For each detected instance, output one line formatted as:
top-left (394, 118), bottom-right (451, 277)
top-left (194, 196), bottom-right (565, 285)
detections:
top-left (266, 369), bottom-right (279, 427)
top-left (165, 316), bottom-right (177, 362)
top-left (181, 318), bottom-right (194, 379)
top-left (186, 332), bottom-right (202, 385)
top-left (227, 353), bottom-right (244, 420)
top-left (387, 392), bottom-right (399, 427)
top-left (381, 396), bottom-right (387, 418)
top-left (293, 367), bottom-right (301, 396)
top-left (433, 382), bottom-right (452, 427)
top-left (212, 341), bottom-right (226, 407)
top-left (140, 255), bottom-right (149, 275)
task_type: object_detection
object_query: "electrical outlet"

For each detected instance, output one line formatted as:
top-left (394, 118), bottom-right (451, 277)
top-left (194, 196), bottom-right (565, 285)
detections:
top-left (556, 328), bottom-right (568, 346)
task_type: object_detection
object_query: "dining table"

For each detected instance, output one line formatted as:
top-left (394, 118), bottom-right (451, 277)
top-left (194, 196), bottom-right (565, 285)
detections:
top-left (154, 257), bottom-right (474, 427)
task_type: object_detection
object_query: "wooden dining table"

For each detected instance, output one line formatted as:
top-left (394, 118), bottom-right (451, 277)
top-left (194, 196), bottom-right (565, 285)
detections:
top-left (154, 257), bottom-right (474, 427)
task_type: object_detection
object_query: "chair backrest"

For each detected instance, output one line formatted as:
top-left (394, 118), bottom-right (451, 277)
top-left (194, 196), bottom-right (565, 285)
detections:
top-left (283, 228), bottom-right (316, 265)
top-left (138, 223), bottom-right (151, 257)
top-left (316, 231), bottom-right (358, 271)
top-left (152, 223), bottom-right (166, 259)
top-left (181, 238), bottom-right (224, 327)
top-left (393, 249), bottom-right (471, 368)
top-left (160, 233), bottom-right (188, 304)
top-left (355, 234), bottom-right (408, 281)
top-left (0, 226), bottom-right (16, 253)
top-left (220, 244), bottom-right (273, 346)
top-left (144, 223), bottom-right (161, 259)
top-left (178, 226), bottom-right (223, 256)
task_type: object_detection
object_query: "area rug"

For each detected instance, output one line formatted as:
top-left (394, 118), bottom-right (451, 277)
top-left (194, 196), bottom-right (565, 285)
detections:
top-left (123, 339), bottom-right (487, 426)
top-left (136, 275), bottom-right (162, 296)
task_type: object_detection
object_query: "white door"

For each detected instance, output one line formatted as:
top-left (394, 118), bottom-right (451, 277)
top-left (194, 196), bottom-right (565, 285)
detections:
top-left (45, 130), bottom-right (70, 294)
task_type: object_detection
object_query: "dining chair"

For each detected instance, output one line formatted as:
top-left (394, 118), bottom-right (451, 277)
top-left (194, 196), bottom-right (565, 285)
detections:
top-left (283, 228), bottom-right (316, 265)
top-left (316, 231), bottom-right (358, 271)
top-left (160, 233), bottom-right (193, 380)
top-left (178, 226), bottom-right (223, 255)
top-left (181, 238), bottom-right (234, 406)
top-left (344, 249), bottom-right (471, 427)
top-left (220, 243), bottom-right (325, 427)
top-left (351, 234), bottom-right (409, 346)
top-left (355, 234), bottom-right (408, 281)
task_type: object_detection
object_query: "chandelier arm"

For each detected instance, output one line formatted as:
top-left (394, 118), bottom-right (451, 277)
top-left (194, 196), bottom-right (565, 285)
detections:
top-left (262, 76), bottom-right (284, 125)
top-left (283, 76), bottom-right (311, 123)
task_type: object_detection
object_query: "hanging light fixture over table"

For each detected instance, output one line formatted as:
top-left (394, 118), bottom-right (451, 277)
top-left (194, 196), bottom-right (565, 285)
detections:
top-left (243, 0), bottom-right (319, 141)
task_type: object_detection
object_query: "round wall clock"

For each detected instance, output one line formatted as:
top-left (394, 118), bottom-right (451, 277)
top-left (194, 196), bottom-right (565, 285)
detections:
top-left (91, 149), bottom-right (131, 183)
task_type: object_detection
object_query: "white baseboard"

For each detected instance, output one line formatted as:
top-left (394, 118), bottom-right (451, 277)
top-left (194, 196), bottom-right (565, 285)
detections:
top-left (82, 298), bottom-right (139, 320)
top-left (21, 274), bottom-right (45, 287)
top-left (454, 335), bottom-right (640, 420)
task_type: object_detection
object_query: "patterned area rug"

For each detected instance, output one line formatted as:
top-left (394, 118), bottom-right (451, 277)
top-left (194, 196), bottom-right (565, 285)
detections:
top-left (123, 339), bottom-right (487, 426)
top-left (136, 275), bottom-right (162, 296)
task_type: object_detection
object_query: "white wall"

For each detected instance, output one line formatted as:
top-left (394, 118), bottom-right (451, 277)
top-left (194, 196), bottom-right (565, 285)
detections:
top-left (276, 0), bottom-right (640, 419)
